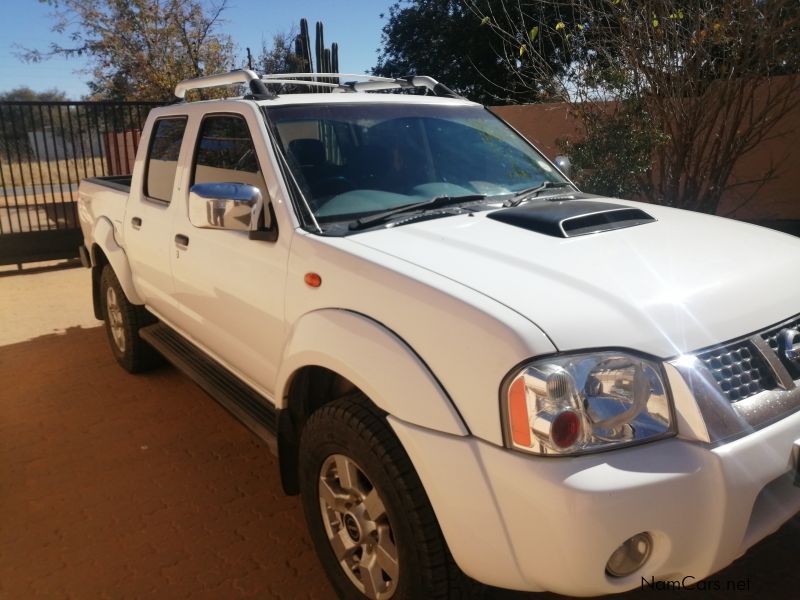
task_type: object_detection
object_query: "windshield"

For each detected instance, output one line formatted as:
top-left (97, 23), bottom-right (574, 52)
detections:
top-left (264, 103), bottom-right (567, 227)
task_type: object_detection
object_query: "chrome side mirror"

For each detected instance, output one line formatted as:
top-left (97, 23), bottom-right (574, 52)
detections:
top-left (554, 155), bottom-right (573, 179)
top-left (188, 182), bottom-right (262, 231)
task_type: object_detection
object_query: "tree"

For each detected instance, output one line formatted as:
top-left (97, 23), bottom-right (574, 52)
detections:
top-left (254, 31), bottom-right (321, 95)
top-left (470, 0), bottom-right (800, 214)
top-left (21, 0), bottom-right (235, 101)
top-left (0, 87), bottom-right (70, 159)
top-left (0, 88), bottom-right (68, 103)
top-left (375, 0), bottom-right (576, 104)
top-left (257, 31), bottom-right (309, 76)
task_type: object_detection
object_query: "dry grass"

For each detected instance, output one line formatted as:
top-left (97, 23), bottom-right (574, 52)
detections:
top-left (0, 156), bottom-right (115, 190)
top-left (0, 190), bottom-right (73, 209)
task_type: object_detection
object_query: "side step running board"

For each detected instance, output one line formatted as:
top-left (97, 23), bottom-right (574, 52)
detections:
top-left (140, 322), bottom-right (278, 454)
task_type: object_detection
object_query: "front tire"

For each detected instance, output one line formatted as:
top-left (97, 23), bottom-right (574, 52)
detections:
top-left (100, 265), bottom-right (160, 373)
top-left (298, 395), bottom-right (480, 599)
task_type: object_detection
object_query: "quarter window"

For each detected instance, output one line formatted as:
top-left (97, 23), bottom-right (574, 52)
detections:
top-left (145, 117), bottom-right (187, 202)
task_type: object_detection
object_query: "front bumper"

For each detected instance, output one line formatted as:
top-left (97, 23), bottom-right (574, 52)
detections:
top-left (389, 409), bottom-right (800, 596)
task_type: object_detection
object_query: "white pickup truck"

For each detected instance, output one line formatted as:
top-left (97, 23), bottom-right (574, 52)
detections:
top-left (78, 70), bottom-right (800, 599)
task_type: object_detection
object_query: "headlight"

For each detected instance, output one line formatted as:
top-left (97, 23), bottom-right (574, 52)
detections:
top-left (502, 351), bottom-right (675, 455)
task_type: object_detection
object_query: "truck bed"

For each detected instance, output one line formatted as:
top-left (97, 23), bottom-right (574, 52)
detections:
top-left (77, 176), bottom-right (132, 250)
top-left (83, 175), bottom-right (132, 193)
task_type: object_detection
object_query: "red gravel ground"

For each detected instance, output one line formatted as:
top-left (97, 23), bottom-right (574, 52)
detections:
top-left (0, 326), bottom-right (333, 599)
top-left (0, 271), bottom-right (798, 599)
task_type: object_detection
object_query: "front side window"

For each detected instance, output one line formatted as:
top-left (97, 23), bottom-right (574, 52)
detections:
top-left (192, 114), bottom-right (266, 197)
top-left (145, 117), bottom-right (187, 202)
top-left (265, 103), bottom-right (565, 229)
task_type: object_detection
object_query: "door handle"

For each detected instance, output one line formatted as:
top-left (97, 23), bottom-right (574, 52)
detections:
top-left (131, 216), bottom-right (142, 229)
top-left (174, 234), bottom-right (190, 248)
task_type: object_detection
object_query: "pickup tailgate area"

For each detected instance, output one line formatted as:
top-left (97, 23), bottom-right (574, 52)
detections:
top-left (77, 176), bottom-right (131, 249)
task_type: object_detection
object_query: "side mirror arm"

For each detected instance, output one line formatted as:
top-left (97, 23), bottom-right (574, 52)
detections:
top-left (249, 201), bottom-right (279, 242)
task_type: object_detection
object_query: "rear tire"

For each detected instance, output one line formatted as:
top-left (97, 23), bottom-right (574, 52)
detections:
top-left (100, 265), bottom-right (160, 373)
top-left (298, 394), bottom-right (483, 599)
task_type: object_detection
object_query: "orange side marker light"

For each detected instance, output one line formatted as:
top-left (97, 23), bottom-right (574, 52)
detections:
top-left (304, 272), bottom-right (322, 288)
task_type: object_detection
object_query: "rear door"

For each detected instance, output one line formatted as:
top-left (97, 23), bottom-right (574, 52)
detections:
top-left (124, 116), bottom-right (187, 318)
top-left (168, 107), bottom-right (290, 397)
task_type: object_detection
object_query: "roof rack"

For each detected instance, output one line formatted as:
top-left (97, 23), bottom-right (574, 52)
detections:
top-left (174, 69), bottom-right (263, 99)
top-left (173, 69), bottom-right (462, 100)
top-left (261, 73), bottom-right (396, 83)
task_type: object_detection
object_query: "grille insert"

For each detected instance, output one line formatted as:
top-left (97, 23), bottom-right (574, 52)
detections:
top-left (762, 317), bottom-right (800, 379)
top-left (697, 341), bottom-right (777, 402)
top-left (762, 318), bottom-right (800, 350)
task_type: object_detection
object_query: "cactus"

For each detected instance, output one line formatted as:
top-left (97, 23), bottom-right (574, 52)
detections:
top-left (294, 18), bottom-right (339, 90)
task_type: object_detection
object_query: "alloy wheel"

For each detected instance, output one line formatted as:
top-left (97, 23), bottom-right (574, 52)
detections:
top-left (318, 453), bottom-right (399, 599)
top-left (105, 286), bottom-right (126, 353)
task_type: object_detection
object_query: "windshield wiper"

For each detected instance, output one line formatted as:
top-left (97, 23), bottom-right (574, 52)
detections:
top-left (504, 181), bottom-right (574, 207)
top-left (349, 194), bottom-right (486, 231)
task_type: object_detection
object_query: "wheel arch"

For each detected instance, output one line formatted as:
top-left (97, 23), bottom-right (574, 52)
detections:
top-left (90, 217), bottom-right (144, 314)
top-left (275, 309), bottom-right (468, 494)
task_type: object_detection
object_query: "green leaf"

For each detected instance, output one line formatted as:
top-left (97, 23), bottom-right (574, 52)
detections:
top-left (519, 44), bottom-right (527, 56)
top-left (480, 16), bottom-right (490, 26)
top-left (652, 18), bottom-right (659, 28)
top-left (555, 21), bottom-right (565, 31)
top-left (529, 26), bottom-right (539, 42)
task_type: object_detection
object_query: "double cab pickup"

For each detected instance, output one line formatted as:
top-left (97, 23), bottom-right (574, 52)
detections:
top-left (78, 70), bottom-right (800, 599)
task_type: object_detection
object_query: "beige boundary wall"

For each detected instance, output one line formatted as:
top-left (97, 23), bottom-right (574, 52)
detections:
top-left (491, 99), bottom-right (799, 221)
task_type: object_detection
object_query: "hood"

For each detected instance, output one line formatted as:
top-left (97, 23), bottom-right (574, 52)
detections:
top-left (349, 198), bottom-right (800, 358)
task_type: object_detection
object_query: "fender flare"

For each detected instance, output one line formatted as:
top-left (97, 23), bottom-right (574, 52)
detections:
top-left (276, 309), bottom-right (468, 436)
top-left (92, 217), bottom-right (144, 305)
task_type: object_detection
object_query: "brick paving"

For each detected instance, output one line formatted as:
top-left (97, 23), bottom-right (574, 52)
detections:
top-left (0, 266), bottom-right (798, 599)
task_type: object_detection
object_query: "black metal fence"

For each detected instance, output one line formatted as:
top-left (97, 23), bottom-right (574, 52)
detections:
top-left (0, 100), bottom-right (166, 265)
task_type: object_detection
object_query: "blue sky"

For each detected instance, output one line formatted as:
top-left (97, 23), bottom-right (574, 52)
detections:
top-left (0, 0), bottom-right (395, 99)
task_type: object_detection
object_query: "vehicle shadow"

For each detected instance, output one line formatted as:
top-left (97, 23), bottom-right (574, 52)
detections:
top-left (0, 257), bottom-right (81, 277)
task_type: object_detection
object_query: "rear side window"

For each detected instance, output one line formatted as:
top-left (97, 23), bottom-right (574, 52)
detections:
top-left (145, 117), bottom-right (187, 202)
top-left (192, 114), bottom-right (266, 196)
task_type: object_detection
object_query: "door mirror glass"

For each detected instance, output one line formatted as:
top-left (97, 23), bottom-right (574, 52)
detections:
top-left (188, 182), bottom-right (261, 231)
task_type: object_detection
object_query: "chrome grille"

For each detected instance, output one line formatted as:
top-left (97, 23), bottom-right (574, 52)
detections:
top-left (762, 317), bottom-right (800, 351)
top-left (697, 340), bottom-right (777, 402)
top-left (672, 314), bottom-right (800, 443)
top-left (762, 317), bottom-right (800, 379)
